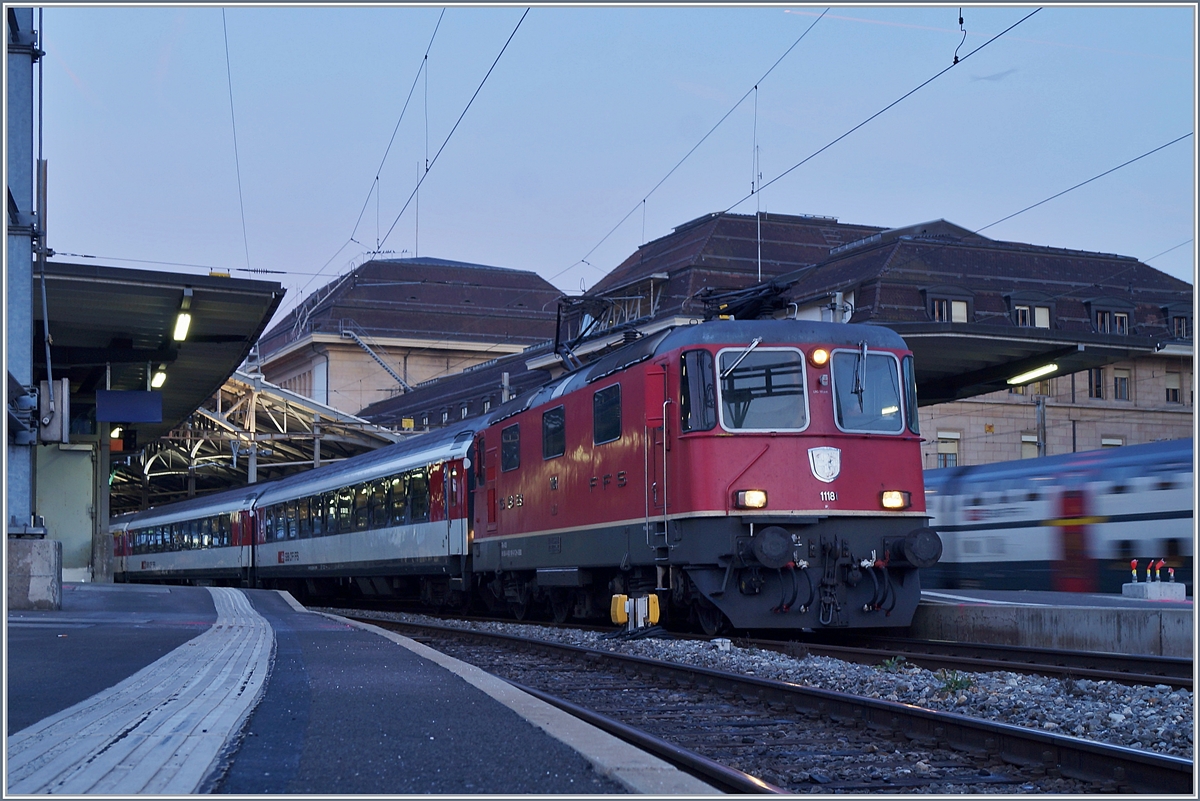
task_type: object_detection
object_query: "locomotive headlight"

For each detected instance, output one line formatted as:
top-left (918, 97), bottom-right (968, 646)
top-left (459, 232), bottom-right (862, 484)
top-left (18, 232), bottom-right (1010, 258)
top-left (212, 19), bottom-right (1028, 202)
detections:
top-left (734, 489), bottom-right (768, 509)
top-left (809, 348), bottom-right (829, 367)
top-left (881, 490), bottom-right (911, 510)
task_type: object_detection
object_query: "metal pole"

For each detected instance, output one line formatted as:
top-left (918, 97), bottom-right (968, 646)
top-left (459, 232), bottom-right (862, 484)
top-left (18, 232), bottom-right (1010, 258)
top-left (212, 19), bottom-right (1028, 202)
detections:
top-left (1036, 395), bottom-right (1047, 457)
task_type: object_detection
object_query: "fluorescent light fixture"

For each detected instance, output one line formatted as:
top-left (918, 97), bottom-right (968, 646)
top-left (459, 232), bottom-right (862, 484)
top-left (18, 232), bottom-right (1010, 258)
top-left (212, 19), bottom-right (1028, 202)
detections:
top-left (1007, 363), bottom-right (1058, 385)
top-left (151, 370), bottom-right (167, 389)
top-left (173, 311), bottom-right (192, 341)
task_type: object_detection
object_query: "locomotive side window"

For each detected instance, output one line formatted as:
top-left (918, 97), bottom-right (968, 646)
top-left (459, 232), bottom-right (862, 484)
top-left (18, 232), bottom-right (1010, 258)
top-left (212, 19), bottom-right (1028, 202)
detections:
top-left (543, 406), bottom-right (565, 459)
top-left (593, 385), bottom-right (621, 444)
top-left (680, 350), bottom-right (716, 432)
top-left (502, 424), bottom-right (521, 471)
top-left (410, 471), bottom-right (431, 522)
top-left (717, 348), bottom-right (807, 431)
top-left (902, 355), bottom-right (920, 434)
top-left (831, 350), bottom-right (904, 433)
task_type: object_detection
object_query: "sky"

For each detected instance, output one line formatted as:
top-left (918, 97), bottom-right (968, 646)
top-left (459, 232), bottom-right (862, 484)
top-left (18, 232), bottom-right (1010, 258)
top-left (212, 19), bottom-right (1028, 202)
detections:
top-left (30, 4), bottom-right (1198, 327)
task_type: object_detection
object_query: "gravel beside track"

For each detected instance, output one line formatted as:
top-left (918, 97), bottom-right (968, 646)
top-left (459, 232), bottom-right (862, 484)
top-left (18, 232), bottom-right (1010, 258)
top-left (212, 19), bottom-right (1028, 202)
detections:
top-left (318, 609), bottom-right (1194, 764)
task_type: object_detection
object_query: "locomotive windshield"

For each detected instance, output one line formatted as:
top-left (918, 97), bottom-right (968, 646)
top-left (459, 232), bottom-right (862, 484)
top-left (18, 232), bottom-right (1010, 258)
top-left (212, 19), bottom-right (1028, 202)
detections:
top-left (832, 350), bottom-right (904, 433)
top-left (717, 348), bottom-right (808, 431)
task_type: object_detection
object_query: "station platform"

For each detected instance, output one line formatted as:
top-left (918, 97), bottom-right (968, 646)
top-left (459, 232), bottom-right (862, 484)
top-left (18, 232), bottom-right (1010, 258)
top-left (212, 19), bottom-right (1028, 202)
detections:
top-left (913, 588), bottom-right (1193, 657)
top-left (6, 583), bottom-right (716, 795)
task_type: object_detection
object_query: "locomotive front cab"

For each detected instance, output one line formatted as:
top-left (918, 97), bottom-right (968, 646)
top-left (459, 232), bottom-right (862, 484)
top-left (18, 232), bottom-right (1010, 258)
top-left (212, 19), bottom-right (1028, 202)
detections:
top-left (655, 321), bottom-right (941, 632)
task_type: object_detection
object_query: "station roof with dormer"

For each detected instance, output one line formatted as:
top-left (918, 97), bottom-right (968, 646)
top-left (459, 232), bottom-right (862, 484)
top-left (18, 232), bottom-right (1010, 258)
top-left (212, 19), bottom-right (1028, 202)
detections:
top-left (257, 257), bottom-right (562, 358)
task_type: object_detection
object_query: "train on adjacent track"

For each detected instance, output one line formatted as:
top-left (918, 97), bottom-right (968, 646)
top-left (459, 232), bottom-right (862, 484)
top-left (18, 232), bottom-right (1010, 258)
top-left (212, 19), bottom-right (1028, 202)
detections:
top-left (921, 438), bottom-right (1193, 595)
top-left (112, 319), bottom-right (943, 633)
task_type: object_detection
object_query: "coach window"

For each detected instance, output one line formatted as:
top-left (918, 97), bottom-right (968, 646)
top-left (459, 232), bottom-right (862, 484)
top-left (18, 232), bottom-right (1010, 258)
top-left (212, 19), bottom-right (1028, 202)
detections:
top-left (409, 471), bottom-right (431, 523)
top-left (593, 385), bottom-right (622, 444)
top-left (297, 499), bottom-right (312, 538)
top-left (718, 348), bottom-right (807, 431)
top-left (285, 501), bottom-right (297, 539)
top-left (831, 349), bottom-right (902, 433)
top-left (390, 475), bottom-right (409, 525)
top-left (202, 518), bottom-right (213, 549)
top-left (501, 424), bottom-right (521, 470)
top-left (263, 508), bottom-right (276, 542)
top-left (542, 406), bottom-right (565, 459)
top-left (680, 350), bottom-right (716, 432)
top-left (324, 491), bottom-right (339, 536)
top-left (371, 479), bottom-right (390, 528)
top-left (337, 487), bottom-right (354, 532)
top-left (353, 484), bottom-right (371, 531)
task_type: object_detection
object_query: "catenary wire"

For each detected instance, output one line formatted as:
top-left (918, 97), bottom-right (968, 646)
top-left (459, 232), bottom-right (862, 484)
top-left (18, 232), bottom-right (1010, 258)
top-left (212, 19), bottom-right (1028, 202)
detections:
top-left (377, 8), bottom-right (530, 250)
top-left (725, 7), bottom-right (1042, 212)
top-left (222, 10), bottom-right (252, 272)
top-left (563, 8), bottom-right (830, 280)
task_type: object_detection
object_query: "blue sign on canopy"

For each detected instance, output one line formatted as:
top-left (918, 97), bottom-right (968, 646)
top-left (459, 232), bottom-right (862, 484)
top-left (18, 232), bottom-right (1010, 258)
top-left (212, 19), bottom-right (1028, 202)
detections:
top-left (95, 390), bottom-right (163, 423)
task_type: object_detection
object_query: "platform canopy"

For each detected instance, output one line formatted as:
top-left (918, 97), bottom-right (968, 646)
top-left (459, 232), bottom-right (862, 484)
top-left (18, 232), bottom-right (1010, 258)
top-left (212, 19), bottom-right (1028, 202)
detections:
top-left (32, 261), bottom-right (284, 442)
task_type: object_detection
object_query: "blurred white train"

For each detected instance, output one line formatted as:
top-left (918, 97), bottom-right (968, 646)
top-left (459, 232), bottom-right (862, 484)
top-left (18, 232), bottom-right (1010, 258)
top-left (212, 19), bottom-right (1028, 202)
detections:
top-left (921, 439), bottom-right (1193, 595)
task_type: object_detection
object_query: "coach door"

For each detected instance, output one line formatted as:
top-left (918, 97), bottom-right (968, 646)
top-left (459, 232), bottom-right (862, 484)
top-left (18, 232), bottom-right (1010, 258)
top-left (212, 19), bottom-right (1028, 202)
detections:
top-left (1053, 489), bottom-right (1097, 592)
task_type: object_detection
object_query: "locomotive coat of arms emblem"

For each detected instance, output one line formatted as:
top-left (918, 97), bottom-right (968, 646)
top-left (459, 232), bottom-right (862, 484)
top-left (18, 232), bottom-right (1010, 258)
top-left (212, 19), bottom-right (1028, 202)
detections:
top-left (808, 447), bottom-right (841, 483)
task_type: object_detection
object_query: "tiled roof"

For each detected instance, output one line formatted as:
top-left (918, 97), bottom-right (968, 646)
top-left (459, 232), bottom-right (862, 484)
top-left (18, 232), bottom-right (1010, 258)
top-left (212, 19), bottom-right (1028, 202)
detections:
top-left (259, 257), bottom-right (562, 357)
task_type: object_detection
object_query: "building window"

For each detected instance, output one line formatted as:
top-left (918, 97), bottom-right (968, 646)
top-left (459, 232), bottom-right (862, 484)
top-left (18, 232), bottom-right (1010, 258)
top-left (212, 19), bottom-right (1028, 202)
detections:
top-left (1173, 316), bottom-right (1190, 338)
top-left (1114, 313), bottom-right (1128, 335)
top-left (1096, 310), bottom-right (1111, 333)
top-left (1009, 384), bottom-right (1025, 396)
top-left (932, 299), bottom-right (948, 322)
top-left (461, 405), bottom-right (469, 420)
top-left (1021, 433), bottom-right (1038, 459)
top-left (501, 424), bottom-right (520, 471)
top-left (483, 399), bottom-right (491, 412)
top-left (1088, 368), bottom-right (1104, 399)
top-left (1101, 436), bottom-right (1124, 448)
top-left (1015, 305), bottom-right (1031, 327)
top-left (1113, 368), bottom-right (1130, 401)
top-left (1030, 379), bottom-right (1051, 396)
top-left (951, 300), bottom-right (968, 323)
top-left (593, 385), bottom-right (621, 444)
top-left (441, 410), bottom-right (449, 424)
top-left (421, 416), bottom-right (429, 428)
top-left (1166, 372), bottom-right (1180, 404)
top-left (936, 431), bottom-right (959, 468)
top-left (1034, 306), bottom-right (1050, 329)
top-left (542, 406), bottom-right (565, 459)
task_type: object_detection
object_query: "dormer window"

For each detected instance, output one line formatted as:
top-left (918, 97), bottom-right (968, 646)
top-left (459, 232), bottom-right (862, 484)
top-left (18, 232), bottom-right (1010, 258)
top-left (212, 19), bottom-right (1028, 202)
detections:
top-left (1173, 316), bottom-right (1190, 339)
top-left (1088, 298), bottom-right (1134, 336)
top-left (924, 286), bottom-right (973, 324)
top-left (1006, 292), bottom-right (1053, 329)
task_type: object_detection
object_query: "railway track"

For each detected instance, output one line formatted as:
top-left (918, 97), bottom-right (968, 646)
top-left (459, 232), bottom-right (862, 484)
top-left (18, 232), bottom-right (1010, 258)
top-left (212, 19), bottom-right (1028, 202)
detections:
top-left (756, 635), bottom-right (1194, 690)
top-left (349, 616), bottom-right (1193, 794)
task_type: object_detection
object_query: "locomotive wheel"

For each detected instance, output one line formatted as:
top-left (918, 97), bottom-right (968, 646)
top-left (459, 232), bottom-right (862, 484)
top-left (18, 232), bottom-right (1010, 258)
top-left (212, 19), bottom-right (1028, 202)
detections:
top-left (693, 599), bottom-right (728, 636)
top-left (509, 599), bottom-right (530, 620)
top-left (550, 590), bottom-right (572, 624)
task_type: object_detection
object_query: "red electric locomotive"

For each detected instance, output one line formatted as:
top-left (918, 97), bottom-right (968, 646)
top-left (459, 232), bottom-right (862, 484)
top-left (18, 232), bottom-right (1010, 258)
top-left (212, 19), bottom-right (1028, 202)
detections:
top-left (468, 318), bottom-right (941, 633)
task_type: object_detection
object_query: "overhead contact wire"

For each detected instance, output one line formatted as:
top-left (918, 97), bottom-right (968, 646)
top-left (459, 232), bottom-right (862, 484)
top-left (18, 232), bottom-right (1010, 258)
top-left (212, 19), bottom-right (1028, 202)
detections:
top-left (568, 8), bottom-right (830, 277)
top-left (222, 9), bottom-right (252, 272)
top-left (727, 7), bottom-right (1042, 211)
top-left (379, 8), bottom-right (530, 249)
